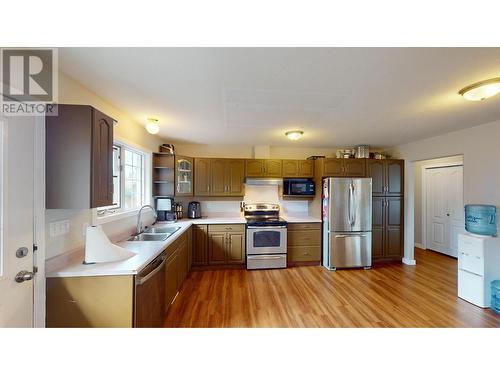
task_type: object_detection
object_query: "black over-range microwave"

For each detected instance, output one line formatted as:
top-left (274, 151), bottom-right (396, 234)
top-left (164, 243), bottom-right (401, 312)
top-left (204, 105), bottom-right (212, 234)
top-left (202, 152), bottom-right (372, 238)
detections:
top-left (283, 178), bottom-right (315, 197)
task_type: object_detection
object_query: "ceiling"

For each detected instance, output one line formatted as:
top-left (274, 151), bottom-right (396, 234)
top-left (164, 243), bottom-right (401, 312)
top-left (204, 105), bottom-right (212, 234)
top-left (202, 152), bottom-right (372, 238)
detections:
top-left (59, 48), bottom-right (500, 148)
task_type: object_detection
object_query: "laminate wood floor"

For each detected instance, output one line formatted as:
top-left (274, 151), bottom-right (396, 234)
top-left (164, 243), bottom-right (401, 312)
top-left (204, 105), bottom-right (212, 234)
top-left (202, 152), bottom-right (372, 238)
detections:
top-left (164, 248), bottom-right (500, 327)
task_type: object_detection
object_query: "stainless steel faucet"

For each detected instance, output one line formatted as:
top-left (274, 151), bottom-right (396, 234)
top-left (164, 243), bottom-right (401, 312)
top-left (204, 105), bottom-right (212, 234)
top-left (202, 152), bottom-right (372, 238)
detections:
top-left (136, 205), bottom-right (157, 234)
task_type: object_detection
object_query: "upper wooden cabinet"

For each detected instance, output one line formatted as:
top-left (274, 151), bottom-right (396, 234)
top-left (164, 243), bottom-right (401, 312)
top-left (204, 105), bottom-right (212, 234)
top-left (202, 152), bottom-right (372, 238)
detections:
top-left (194, 158), bottom-right (211, 196)
top-left (245, 159), bottom-right (282, 177)
top-left (46, 104), bottom-right (115, 208)
top-left (194, 158), bottom-right (245, 197)
top-left (321, 158), bottom-right (366, 177)
top-left (227, 159), bottom-right (246, 195)
top-left (366, 159), bottom-right (404, 196)
top-left (175, 156), bottom-right (194, 197)
top-left (282, 159), bottom-right (314, 178)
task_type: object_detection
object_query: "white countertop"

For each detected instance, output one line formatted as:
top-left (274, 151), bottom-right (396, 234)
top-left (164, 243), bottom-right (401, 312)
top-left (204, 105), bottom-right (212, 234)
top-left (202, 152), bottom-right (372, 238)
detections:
top-left (46, 213), bottom-right (321, 278)
top-left (283, 215), bottom-right (321, 223)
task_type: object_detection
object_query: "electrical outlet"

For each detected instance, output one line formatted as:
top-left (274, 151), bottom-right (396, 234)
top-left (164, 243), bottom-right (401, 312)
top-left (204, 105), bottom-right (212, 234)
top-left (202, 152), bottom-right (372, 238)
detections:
top-left (49, 219), bottom-right (70, 238)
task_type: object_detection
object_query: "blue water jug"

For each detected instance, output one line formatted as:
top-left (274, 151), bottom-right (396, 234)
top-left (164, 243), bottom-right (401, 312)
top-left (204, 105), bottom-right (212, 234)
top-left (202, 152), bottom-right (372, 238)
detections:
top-left (491, 280), bottom-right (500, 314)
top-left (465, 204), bottom-right (497, 236)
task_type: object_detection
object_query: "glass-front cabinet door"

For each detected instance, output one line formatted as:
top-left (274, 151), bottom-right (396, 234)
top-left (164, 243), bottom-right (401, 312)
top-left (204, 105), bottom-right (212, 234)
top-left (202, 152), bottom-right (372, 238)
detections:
top-left (175, 156), bottom-right (193, 196)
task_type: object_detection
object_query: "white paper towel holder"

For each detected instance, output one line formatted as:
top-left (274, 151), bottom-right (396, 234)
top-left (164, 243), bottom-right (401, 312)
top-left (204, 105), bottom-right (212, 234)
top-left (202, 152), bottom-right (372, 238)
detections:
top-left (84, 225), bottom-right (135, 264)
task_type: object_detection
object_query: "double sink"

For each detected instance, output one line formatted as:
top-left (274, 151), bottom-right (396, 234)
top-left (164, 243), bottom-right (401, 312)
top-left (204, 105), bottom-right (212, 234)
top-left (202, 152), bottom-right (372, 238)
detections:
top-left (128, 226), bottom-right (182, 242)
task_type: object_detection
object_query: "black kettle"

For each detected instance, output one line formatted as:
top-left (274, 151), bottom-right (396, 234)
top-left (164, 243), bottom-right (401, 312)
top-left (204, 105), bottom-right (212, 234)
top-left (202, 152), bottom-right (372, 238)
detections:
top-left (188, 201), bottom-right (202, 219)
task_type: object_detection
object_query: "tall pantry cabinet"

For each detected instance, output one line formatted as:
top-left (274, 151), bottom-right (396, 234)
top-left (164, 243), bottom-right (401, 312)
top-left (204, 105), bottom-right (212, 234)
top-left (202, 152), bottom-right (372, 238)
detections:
top-left (367, 159), bottom-right (404, 262)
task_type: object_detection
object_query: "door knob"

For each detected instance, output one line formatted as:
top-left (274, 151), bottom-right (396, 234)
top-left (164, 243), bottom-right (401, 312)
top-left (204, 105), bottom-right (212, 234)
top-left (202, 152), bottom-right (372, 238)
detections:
top-left (15, 270), bottom-right (35, 283)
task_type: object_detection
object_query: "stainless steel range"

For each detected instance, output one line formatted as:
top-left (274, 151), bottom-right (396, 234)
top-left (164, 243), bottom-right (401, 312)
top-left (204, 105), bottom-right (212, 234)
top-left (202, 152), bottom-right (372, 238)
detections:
top-left (244, 203), bottom-right (287, 270)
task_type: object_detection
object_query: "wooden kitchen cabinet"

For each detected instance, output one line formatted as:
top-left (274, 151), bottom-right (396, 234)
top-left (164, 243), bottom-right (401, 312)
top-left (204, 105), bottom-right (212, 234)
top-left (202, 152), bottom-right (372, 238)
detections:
top-left (366, 159), bottom-right (386, 195)
top-left (245, 159), bottom-right (265, 176)
top-left (194, 158), bottom-right (245, 197)
top-left (367, 159), bottom-right (404, 196)
top-left (46, 104), bottom-right (115, 208)
top-left (165, 251), bottom-right (179, 308)
top-left (194, 158), bottom-right (211, 196)
top-left (207, 224), bottom-right (246, 266)
top-left (210, 159), bottom-right (227, 196)
top-left (287, 223), bottom-right (322, 265)
top-left (344, 159), bottom-right (366, 176)
top-left (386, 160), bottom-right (404, 196)
top-left (46, 275), bottom-right (135, 328)
top-left (227, 159), bottom-right (246, 195)
top-left (367, 159), bottom-right (404, 262)
top-left (165, 230), bottom-right (190, 311)
top-left (282, 159), bottom-right (314, 178)
top-left (208, 232), bottom-right (227, 265)
top-left (245, 159), bottom-right (282, 177)
top-left (321, 158), bottom-right (366, 177)
top-left (192, 224), bottom-right (208, 265)
top-left (175, 156), bottom-right (194, 196)
top-left (177, 236), bottom-right (189, 286)
top-left (371, 196), bottom-right (404, 262)
top-left (227, 232), bottom-right (246, 264)
top-left (265, 159), bottom-right (283, 177)
top-left (210, 159), bottom-right (245, 196)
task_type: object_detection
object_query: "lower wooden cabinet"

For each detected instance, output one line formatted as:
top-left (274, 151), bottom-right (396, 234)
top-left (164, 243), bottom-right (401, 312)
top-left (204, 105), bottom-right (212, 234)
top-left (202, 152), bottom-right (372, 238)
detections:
top-left (165, 251), bottom-right (178, 308)
top-left (165, 230), bottom-right (190, 310)
top-left (46, 275), bottom-right (135, 328)
top-left (372, 196), bottom-right (403, 262)
top-left (208, 232), bottom-right (227, 265)
top-left (207, 224), bottom-right (246, 265)
top-left (227, 232), bottom-right (245, 264)
top-left (192, 224), bottom-right (208, 265)
top-left (287, 223), bottom-right (321, 264)
top-left (46, 229), bottom-right (192, 328)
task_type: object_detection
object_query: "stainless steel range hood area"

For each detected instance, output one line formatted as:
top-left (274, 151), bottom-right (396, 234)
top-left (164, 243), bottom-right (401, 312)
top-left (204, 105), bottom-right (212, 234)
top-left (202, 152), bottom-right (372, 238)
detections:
top-left (244, 178), bottom-right (283, 186)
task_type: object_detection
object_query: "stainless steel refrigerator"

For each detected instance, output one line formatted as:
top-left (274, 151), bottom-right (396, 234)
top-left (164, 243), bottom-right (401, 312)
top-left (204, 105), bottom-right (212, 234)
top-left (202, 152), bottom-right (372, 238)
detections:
top-left (322, 177), bottom-right (372, 270)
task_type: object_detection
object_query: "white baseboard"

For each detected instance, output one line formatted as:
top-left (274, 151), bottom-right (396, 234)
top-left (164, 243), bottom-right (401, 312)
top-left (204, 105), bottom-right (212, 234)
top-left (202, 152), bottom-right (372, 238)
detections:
top-left (414, 242), bottom-right (424, 250)
top-left (402, 257), bottom-right (417, 266)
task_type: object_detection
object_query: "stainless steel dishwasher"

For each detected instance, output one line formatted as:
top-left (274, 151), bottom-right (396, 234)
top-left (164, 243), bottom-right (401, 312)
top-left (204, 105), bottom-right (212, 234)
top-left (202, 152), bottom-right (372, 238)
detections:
top-left (134, 252), bottom-right (166, 327)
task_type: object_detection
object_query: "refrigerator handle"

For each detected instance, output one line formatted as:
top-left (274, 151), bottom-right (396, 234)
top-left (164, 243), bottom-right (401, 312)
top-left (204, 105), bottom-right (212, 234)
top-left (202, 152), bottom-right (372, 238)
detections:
top-left (348, 182), bottom-right (356, 226)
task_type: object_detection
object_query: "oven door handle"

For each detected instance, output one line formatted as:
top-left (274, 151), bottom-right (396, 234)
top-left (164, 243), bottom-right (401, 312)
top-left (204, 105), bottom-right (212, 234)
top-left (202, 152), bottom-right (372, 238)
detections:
top-left (247, 226), bottom-right (287, 229)
top-left (248, 255), bottom-right (285, 260)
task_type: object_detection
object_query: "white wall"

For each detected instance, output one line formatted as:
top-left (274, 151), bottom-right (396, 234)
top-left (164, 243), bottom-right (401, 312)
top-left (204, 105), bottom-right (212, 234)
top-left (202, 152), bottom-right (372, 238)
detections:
top-left (390, 118), bottom-right (500, 262)
top-left (413, 155), bottom-right (463, 246)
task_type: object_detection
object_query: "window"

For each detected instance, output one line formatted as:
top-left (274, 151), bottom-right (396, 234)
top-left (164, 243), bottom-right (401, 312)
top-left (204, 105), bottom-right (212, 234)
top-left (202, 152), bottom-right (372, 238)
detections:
top-left (97, 142), bottom-right (147, 218)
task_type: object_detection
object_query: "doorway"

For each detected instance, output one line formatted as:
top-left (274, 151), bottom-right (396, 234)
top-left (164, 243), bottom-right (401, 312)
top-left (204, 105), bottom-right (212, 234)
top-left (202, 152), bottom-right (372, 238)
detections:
top-left (421, 158), bottom-right (464, 258)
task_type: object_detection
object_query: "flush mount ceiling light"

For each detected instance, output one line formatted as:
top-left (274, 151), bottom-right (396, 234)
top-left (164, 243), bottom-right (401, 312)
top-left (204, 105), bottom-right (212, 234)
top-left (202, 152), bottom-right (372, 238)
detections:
top-left (145, 118), bottom-right (159, 134)
top-left (459, 78), bottom-right (500, 101)
top-left (285, 130), bottom-right (304, 141)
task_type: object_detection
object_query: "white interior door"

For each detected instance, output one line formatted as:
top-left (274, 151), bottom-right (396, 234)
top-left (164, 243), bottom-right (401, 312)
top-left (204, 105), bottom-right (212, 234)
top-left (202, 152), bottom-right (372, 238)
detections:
top-left (426, 165), bottom-right (464, 258)
top-left (0, 115), bottom-right (35, 327)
